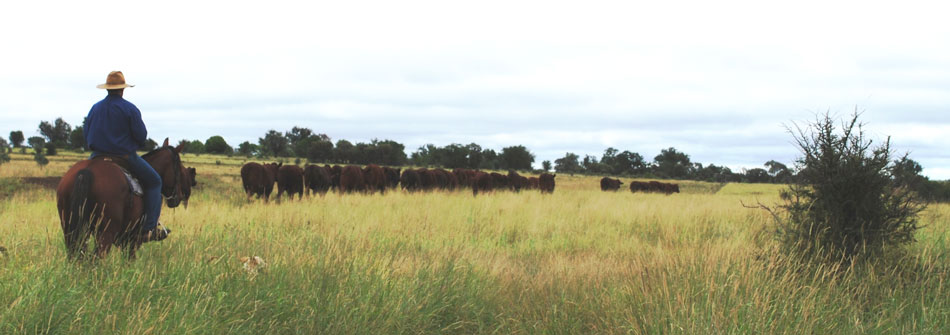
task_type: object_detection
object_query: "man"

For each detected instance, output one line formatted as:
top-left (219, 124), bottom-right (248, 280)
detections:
top-left (84, 71), bottom-right (170, 241)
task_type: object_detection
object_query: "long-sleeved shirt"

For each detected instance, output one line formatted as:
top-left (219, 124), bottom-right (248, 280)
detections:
top-left (84, 94), bottom-right (147, 155)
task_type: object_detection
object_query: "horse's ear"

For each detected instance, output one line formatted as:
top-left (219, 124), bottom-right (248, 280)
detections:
top-left (162, 138), bottom-right (170, 147)
top-left (174, 142), bottom-right (185, 153)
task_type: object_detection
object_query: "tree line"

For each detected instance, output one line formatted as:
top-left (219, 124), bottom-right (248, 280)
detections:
top-left (3, 117), bottom-right (947, 201)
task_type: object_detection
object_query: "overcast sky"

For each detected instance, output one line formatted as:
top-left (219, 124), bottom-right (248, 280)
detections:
top-left (1, 0), bottom-right (948, 179)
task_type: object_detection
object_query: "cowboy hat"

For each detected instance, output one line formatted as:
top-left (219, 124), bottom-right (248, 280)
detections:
top-left (96, 71), bottom-right (135, 89)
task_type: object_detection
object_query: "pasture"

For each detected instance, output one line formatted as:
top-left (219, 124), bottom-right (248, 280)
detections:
top-left (1, 151), bottom-right (949, 334)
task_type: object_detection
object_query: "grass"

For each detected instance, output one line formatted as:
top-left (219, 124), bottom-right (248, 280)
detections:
top-left (1, 152), bottom-right (948, 333)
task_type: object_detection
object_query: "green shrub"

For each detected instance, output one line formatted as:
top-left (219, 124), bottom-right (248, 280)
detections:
top-left (773, 112), bottom-right (924, 261)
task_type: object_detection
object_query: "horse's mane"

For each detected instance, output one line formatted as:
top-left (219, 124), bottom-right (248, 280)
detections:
top-left (142, 146), bottom-right (182, 168)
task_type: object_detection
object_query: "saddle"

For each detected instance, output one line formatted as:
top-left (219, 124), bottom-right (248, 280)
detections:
top-left (91, 155), bottom-right (144, 196)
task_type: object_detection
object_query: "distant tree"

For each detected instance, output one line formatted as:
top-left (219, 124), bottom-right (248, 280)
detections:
top-left (0, 138), bottom-right (10, 165)
top-left (554, 152), bottom-right (582, 175)
top-left (480, 149), bottom-right (500, 170)
top-left (499, 145), bottom-right (535, 171)
top-left (653, 147), bottom-right (692, 179)
top-left (140, 138), bottom-right (159, 151)
top-left (370, 139), bottom-right (408, 166)
top-left (465, 143), bottom-right (483, 169)
top-left (204, 135), bottom-right (233, 155)
top-left (299, 137), bottom-right (334, 163)
top-left (542, 160), bottom-right (552, 172)
top-left (285, 126), bottom-right (314, 149)
top-left (582, 155), bottom-right (609, 174)
top-left (33, 150), bottom-right (49, 166)
top-left (259, 130), bottom-right (290, 157)
top-left (68, 126), bottom-right (86, 151)
top-left (9, 130), bottom-right (24, 148)
top-left (28, 136), bottom-right (45, 153)
top-left (765, 160), bottom-right (793, 183)
top-left (45, 142), bottom-right (57, 156)
top-left (333, 139), bottom-right (355, 163)
top-left (440, 143), bottom-right (470, 169)
top-left (600, 147), bottom-right (619, 167)
top-left (612, 150), bottom-right (647, 175)
top-left (38, 117), bottom-right (71, 147)
top-left (891, 156), bottom-right (926, 190)
top-left (743, 168), bottom-right (771, 183)
top-left (237, 141), bottom-right (260, 157)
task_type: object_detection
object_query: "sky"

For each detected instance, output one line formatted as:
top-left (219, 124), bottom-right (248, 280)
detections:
top-left (1, 0), bottom-right (948, 179)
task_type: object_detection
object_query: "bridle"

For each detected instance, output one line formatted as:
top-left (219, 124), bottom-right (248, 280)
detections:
top-left (143, 146), bottom-right (183, 205)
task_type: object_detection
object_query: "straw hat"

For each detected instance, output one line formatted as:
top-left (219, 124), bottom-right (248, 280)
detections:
top-left (96, 71), bottom-right (135, 89)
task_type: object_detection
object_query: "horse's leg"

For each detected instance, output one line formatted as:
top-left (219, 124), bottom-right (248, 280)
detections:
top-left (95, 229), bottom-right (117, 258)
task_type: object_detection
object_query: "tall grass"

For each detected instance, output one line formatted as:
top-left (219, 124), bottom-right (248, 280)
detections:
top-left (0, 155), bottom-right (948, 333)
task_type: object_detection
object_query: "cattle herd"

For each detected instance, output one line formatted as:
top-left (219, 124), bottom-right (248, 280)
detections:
top-left (239, 162), bottom-right (558, 202)
top-left (601, 177), bottom-right (680, 195)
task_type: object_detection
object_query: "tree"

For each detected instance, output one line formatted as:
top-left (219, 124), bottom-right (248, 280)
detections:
top-left (332, 139), bottom-right (353, 163)
top-left (765, 160), bottom-right (793, 183)
top-left (653, 147), bottom-right (692, 179)
top-left (612, 150), bottom-right (647, 176)
top-left (0, 138), bottom-right (10, 166)
top-left (204, 136), bottom-right (233, 155)
top-left (182, 140), bottom-right (205, 155)
top-left (68, 126), bottom-right (86, 151)
top-left (28, 136), bottom-right (46, 153)
top-left (237, 141), bottom-right (260, 157)
top-left (299, 137), bottom-right (333, 163)
top-left (9, 131), bottom-right (24, 148)
top-left (773, 112), bottom-right (924, 261)
top-left (259, 130), bottom-right (290, 157)
top-left (499, 145), bottom-right (535, 171)
top-left (554, 152), bottom-right (582, 175)
top-left (743, 168), bottom-right (771, 183)
top-left (285, 126), bottom-right (314, 149)
top-left (542, 160), bottom-right (552, 172)
top-left (465, 143), bottom-right (484, 169)
top-left (38, 117), bottom-right (71, 147)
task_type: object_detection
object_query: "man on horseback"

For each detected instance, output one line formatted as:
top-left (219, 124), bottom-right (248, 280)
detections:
top-left (84, 71), bottom-right (171, 242)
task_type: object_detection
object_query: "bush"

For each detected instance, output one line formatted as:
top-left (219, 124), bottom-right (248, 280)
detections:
top-left (34, 151), bottom-right (49, 166)
top-left (772, 112), bottom-right (924, 261)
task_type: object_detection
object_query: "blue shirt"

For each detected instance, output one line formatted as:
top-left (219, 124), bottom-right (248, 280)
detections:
top-left (84, 95), bottom-right (147, 155)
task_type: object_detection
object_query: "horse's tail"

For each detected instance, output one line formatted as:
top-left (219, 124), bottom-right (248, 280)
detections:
top-left (65, 169), bottom-right (94, 258)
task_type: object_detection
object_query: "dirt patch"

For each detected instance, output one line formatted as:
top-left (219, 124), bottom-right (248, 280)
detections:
top-left (21, 176), bottom-right (61, 190)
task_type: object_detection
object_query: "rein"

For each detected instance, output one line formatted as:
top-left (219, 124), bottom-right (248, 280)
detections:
top-left (143, 147), bottom-right (183, 204)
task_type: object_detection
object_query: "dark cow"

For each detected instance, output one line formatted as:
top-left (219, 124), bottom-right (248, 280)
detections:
top-left (472, 171), bottom-right (494, 196)
top-left (454, 168), bottom-right (477, 189)
top-left (339, 165), bottom-right (365, 193)
top-left (327, 165), bottom-right (343, 191)
top-left (508, 170), bottom-right (525, 192)
top-left (630, 180), bottom-right (680, 195)
top-left (304, 164), bottom-right (331, 196)
top-left (181, 166), bottom-right (197, 208)
top-left (400, 169), bottom-right (422, 192)
top-left (276, 165), bottom-right (305, 202)
top-left (538, 173), bottom-right (556, 194)
top-left (600, 177), bottom-right (623, 191)
top-left (240, 162), bottom-right (281, 202)
top-left (526, 177), bottom-right (539, 190)
top-left (418, 168), bottom-right (437, 191)
top-left (383, 166), bottom-right (401, 189)
top-left (490, 172), bottom-right (508, 191)
top-left (363, 164), bottom-right (388, 194)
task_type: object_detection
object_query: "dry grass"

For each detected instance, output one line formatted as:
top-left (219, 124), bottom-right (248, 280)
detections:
top-left (1, 152), bottom-right (948, 333)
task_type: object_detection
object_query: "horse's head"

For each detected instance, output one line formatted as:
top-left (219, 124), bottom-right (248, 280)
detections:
top-left (144, 138), bottom-right (187, 208)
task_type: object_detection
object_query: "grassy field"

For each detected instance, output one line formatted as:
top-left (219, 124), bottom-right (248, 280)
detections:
top-left (1, 151), bottom-right (948, 334)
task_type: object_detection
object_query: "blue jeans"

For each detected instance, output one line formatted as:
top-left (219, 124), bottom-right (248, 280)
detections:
top-left (91, 152), bottom-right (162, 231)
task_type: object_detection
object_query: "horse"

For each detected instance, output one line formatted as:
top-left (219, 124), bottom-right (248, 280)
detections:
top-left (56, 138), bottom-right (186, 259)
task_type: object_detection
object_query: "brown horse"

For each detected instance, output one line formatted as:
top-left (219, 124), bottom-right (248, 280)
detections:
top-left (56, 138), bottom-right (186, 259)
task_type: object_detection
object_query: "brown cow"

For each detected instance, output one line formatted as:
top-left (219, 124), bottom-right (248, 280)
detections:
top-left (538, 173), bottom-right (556, 194)
top-left (526, 177), bottom-right (539, 190)
top-left (363, 164), bottom-right (388, 194)
top-left (400, 169), bottom-right (422, 192)
top-left (304, 164), bottom-right (331, 196)
top-left (241, 162), bottom-right (281, 202)
top-left (339, 165), bottom-right (365, 193)
top-left (277, 165), bottom-right (305, 202)
top-left (508, 170), bottom-right (525, 192)
top-left (383, 166), bottom-right (401, 189)
top-left (472, 171), bottom-right (494, 196)
top-left (600, 177), bottom-right (623, 191)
